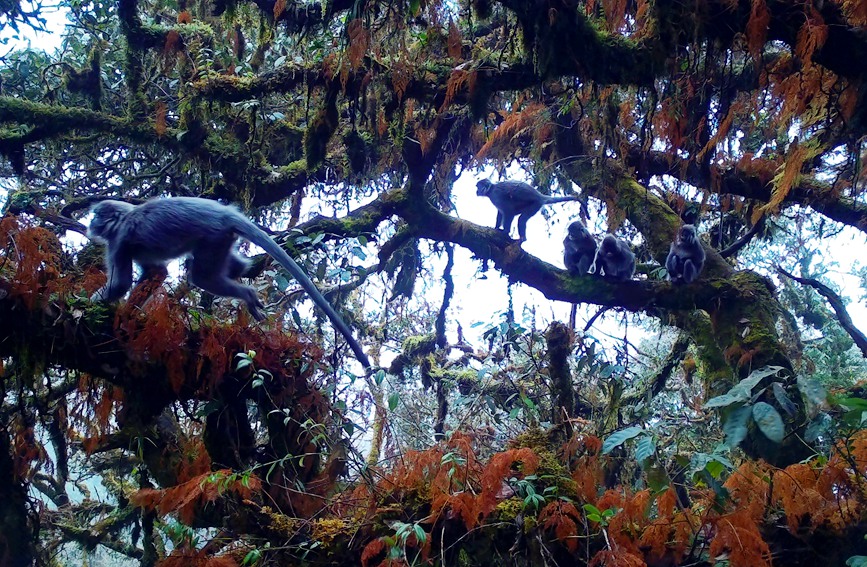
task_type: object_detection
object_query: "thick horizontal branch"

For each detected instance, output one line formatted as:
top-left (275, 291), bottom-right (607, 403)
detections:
top-left (632, 149), bottom-right (867, 231)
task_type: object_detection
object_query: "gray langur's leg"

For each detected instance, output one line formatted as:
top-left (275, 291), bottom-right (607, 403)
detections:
top-left (188, 239), bottom-right (264, 320)
top-left (500, 213), bottom-right (516, 235)
top-left (225, 251), bottom-right (253, 280)
top-left (516, 205), bottom-right (541, 241)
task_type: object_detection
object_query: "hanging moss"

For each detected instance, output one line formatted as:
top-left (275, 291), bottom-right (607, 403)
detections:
top-left (63, 46), bottom-right (102, 111)
top-left (304, 85), bottom-right (339, 171)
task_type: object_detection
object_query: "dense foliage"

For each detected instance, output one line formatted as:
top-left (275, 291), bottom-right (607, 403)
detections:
top-left (1, 0), bottom-right (867, 565)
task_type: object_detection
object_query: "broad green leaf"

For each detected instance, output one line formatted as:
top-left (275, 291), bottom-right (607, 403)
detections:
top-left (722, 404), bottom-right (752, 448)
top-left (645, 464), bottom-right (670, 493)
top-left (846, 557), bottom-right (867, 567)
top-left (602, 426), bottom-right (644, 454)
top-left (752, 402), bottom-right (785, 444)
top-left (728, 366), bottom-right (784, 401)
top-left (635, 434), bottom-right (656, 465)
top-left (704, 393), bottom-right (740, 409)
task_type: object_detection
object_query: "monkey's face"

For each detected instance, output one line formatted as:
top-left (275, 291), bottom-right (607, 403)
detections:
top-left (87, 201), bottom-right (127, 242)
top-left (567, 221), bottom-right (589, 240)
top-left (679, 225), bottom-right (697, 244)
top-left (476, 179), bottom-right (492, 196)
top-left (600, 237), bottom-right (617, 257)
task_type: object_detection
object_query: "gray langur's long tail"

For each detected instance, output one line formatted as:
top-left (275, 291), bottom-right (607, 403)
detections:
top-left (231, 218), bottom-right (371, 370)
top-left (543, 196), bottom-right (579, 205)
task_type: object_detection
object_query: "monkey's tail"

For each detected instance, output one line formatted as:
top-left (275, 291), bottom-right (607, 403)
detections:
top-left (543, 196), bottom-right (579, 205)
top-left (232, 219), bottom-right (371, 369)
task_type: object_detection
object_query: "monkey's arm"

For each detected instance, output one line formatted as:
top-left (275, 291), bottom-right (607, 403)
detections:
top-left (577, 254), bottom-right (593, 275)
top-left (665, 247), bottom-right (678, 278)
top-left (682, 259), bottom-right (698, 284)
top-left (93, 248), bottom-right (133, 301)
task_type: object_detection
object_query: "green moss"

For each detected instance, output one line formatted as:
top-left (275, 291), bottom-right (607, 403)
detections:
top-left (401, 334), bottom-right (436, 358)
top-left (494, 497), bottom-right (523, 520)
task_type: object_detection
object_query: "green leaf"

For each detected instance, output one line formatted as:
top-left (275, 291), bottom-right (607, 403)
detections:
top-left (374, 369), bottom-right (385, 386)
top-left (412, 524), bottom-right (426, 543)
top-left (388, 392), bottom-right (400, 411)
top-left (752, 402), bottom-right (785, 444)
top-left (722, 404), bottom-right (752, 448)
top-left (635, 434), bottom-right (656, 465)
top-left (602, 426), bottom-right (644, 454)
top-left (645, 464), bottom-right (670, 493)
top-left (241, 549), bottom-right (261, 566)
top-left (704, 393), bottom-right (740, 409)
top-left (846, 557), bottom-right (867, 567)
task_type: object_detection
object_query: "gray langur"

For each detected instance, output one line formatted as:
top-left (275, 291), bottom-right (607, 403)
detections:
top-left (476, 179), bottom-right (577, 241)
top-left (666, 224), bottom-right (705, 284)
top-left (87, 197), bottom-right (370, 368)
top-left (591, 234), bottom-right (635, 281)
top-left (563, 220), bottom-right (597, 275)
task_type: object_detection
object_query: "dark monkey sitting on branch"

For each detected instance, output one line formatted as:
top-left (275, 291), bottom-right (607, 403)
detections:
top-left (665, 224), bottom-right (705, 284)
top-left (591, 234), bottom-right (635, 282)
top-left (476, 179), bottom-right (577, 241)
top-left (563, 220), bottom-right (597, 275)
top-left (87, 197), bottom-right (370, 369)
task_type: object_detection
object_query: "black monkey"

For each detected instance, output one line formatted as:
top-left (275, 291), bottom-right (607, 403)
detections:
top-left (665, 224), bottom-right (705, 284)
top-left (476, 179), bottom-right (576, 241)
top-left (563, 220), bottom-right (597, 275)
top-left (591, 234), bottom-right (635, 282)
top-left (87, 197), bottom-right (370, 368)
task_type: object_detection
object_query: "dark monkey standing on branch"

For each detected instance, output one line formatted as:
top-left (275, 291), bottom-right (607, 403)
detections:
top-left (87, 197), bottom-right (370, 368)
top-left (591, 234), bottom-right (635, 282)
top-left (666, 224), bottom-right (705, 284)
top-left (476, 179), bottom-right (577, 241)
top-left (563, 220), bottom-right (597, 275)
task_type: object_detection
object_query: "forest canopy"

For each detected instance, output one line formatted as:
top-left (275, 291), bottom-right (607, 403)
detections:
top-left (1, 0), bottom-right (867, 565)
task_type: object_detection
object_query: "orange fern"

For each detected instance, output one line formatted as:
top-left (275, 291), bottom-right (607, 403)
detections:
top-left (130, 469), bottom-right (260, 525)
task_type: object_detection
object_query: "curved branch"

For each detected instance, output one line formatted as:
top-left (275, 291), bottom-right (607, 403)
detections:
top-left (776, 266), bottom-right (867, 358)
top-left (720, 218), bottom-right (765, 258)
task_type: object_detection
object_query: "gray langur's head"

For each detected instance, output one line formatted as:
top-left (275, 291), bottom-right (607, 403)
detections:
top-left (476, 178), bottom-right (493, 196)
top-left (87, 200), bottom-right (134, 243)
top-left (678, 224), bottom-right (698, 244)
top-left (600, 234), bottom-right (619, 256)
top-left (567, 220), bottom-right (590, 240)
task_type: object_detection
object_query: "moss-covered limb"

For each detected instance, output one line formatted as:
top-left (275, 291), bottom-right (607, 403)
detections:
top-left (0, 96), bottom-right (149, 141)
top-left (0, 96), bottom-right (292, 205)
top-left (546, 321), bottom-right (573, 424)
top-left (291, 189), bottom-right (404, 243)
top-left (497, 0), bottom-right (664, 84)
top-left (400, 200), bottom-right (750, 312)
top-left (630, 149), bottom-right (867, 233)
top-left (44, 505), bottom-right (143, 560)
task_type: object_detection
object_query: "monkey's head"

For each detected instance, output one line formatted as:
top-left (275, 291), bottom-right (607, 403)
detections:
top-left (87, 200), bottom-right (134, 243)
top-left (599, 234), bottom-right (619, 256)
top-left (678, 224), bottom-right (698, 245)
top-left (567, 220), bottom-right (589, 240)
top-left (476, 179), bottom-right (493, 196)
